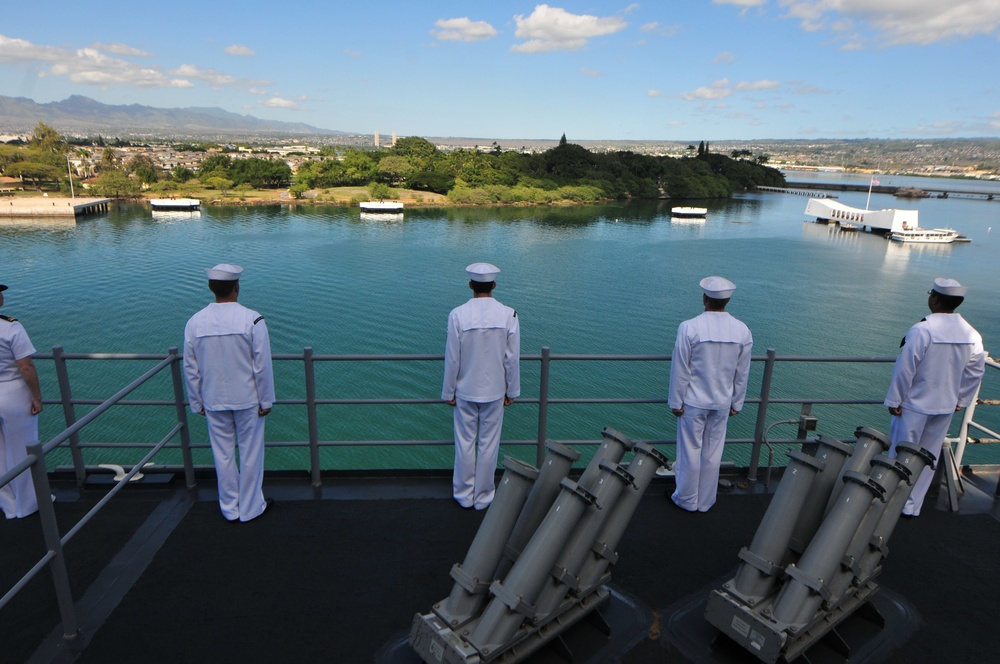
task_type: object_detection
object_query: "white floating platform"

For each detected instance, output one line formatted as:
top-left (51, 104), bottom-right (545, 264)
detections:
top-left (150, 198), bottom-right (200, 211)
top-left (360, 201), bottom-right (404, 212)
top-left (670, 206), bottom-right (708, 219)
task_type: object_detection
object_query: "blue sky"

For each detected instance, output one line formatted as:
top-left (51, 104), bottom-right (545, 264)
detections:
top-left (2, 1), bottom-right (998, 140)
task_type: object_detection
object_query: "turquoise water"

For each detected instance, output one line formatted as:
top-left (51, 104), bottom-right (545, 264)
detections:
top-left (3, 173), bottom-right (999, 470)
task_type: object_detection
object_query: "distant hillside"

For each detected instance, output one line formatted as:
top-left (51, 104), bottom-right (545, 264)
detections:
top-left (0, 95), bottom-right (342, 138)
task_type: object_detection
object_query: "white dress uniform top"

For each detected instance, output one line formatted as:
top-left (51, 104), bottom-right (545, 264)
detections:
top-left (184, 265), bottom-right (275, 522)
top-left (668, 277), bottom-right (752, 513)
top-left (443, 263), bottom-right (520, 510)
top-left (885, 279), bottom-right (985, 516)
top-left (1, 307), bottom-right (41, 519)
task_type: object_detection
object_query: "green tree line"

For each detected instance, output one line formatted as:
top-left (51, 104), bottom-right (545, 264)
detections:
top-left (2, 125), bottom-right (784, 202)
top-left (295, 136), bottom-right (785, 203)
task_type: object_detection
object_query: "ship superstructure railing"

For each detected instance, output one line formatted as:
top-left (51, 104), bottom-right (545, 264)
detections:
top-left (1, 346), bottom-right (997, 641)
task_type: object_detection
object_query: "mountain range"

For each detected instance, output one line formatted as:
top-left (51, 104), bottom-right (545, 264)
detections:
top-left (0, 95), bottom-right (342, 138)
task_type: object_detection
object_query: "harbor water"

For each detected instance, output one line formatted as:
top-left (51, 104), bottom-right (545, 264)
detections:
top-left (2, 172), bottom-right (999, 471)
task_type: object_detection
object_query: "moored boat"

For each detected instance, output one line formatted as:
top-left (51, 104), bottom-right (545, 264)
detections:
top-left (889, 226), bottom-right (960, 243)
top-left (670, 206), bottom-right (707, 219)
top-left (360, 201), bottom-right (404, 213)
top-left (150, 198), bottom-right (200, 211)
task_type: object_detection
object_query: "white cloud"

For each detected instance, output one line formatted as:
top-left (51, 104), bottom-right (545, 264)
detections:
top-left (640, 21), bottom-right (681, 37)
top-left (0, 33), bottom-right (235, 90)
top-left (344, 49), bottom-right (363, 58)
top-left (248, 87), bottom-right (268, 95)
top-left (47, 48), bottom-right (179, 87)
top-left (170, 64), bottom-right (236, 86)
top-left (735, 79), bottom-right (780, 91)
top-left (262, 96), bottom-right (299, 109)
top-left (715, 0), bottom-right (767, 6)
top-left (712, 51), bottom-right (737, 64)
top-left (647, 89), bottom-right (661, 97)
top-left (681, 78), bottom-right (732, 101)
top-left (777, 0), bottom-right (1000, 46)
top-left (91, 42), bottom-right (154, 58)
top-left (433, 17), bottom-right (497, 42)
top-left (680, 78), bottom-right (782, 100)
top-left (225, 44), bottom-right (256, 56)
top-left (580, 67), bottom-right (603, 77)
top-left (512, 4), bottom-right (627, 53)
top-left (0, 34), bottom-right (62, 63)
top-left (791, 83), bottom-right (831, 94)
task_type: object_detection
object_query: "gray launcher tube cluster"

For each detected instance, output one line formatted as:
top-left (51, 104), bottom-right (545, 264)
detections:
top-left (705, 426), bottom-right (934, 664)
top-left (409, 427), bottom-right (668, 664)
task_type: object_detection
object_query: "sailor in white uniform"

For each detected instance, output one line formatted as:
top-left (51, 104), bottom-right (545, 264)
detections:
top-left (885, 278), bottom-right (985, 517)
top-left (184, 264), bottom-right (275, 522)
top-left (668, 276), bottom-right (753, 512)
top-left (0, 283), bottom-right (45, 519)
top-left (442, 262), bottom-right (520, 510)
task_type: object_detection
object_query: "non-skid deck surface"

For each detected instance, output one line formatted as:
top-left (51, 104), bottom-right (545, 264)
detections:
top-left (3, 476), bottom-right (999, 663)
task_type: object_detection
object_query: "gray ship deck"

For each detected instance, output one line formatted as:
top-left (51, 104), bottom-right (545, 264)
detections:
top-left (3, 467), bottom-right (999, 664)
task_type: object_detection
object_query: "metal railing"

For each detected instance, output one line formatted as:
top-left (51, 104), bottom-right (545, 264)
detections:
top-left (1, 345), bottom-right (997, 641)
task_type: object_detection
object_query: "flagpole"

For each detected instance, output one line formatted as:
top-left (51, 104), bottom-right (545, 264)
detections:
top-left (865, 174), bottom-right (878, 210)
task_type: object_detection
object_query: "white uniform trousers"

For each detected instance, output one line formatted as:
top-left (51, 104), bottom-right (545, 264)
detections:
top-left (889, 408), bottom-right (954, 517)
top-left (0, 379), bottom-right (40, 519)
top-left (205, 407), bottom-right (267, 522)
top-left (453, 398), bottom-right (505, 510)
top-left (671, 406), bottom-right (729, 512)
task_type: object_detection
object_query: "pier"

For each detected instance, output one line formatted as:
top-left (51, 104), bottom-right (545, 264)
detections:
top-left (771, 181), bottom-right (998, 201)
top-left (0, 197), bottom-right (110, 219)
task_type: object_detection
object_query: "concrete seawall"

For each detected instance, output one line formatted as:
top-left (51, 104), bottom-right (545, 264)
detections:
top-left (0, 197), bottom-right (110, 219)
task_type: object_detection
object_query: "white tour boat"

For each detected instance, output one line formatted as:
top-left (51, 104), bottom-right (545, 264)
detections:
top-left (889, 225), bottom-right (959, 244)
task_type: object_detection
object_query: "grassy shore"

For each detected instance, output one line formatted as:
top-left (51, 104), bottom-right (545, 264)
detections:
top-left (146, 185), bottom-right (450, 207)
top-left (2, 185), bottom-right (451, 207)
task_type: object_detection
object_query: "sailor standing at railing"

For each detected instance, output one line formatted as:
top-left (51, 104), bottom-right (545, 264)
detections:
top-left (885, 277), bottom-right (985, 517)
top-left (442, 262), bottom-right (520, 510)
top-left (183, 264), bottom-right (275, 523)
top-left (0, 283), bottom-right (44, 519)
top-left (667, 276), bottom-right (753, 513)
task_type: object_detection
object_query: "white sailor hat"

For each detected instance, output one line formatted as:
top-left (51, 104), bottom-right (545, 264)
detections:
top-left (205, 264), bottom-right (243, 281)
top-left (466, 262), bottom-right (500, 282)
top-left (931, 277), bottom-right (967, 297)
top-left (700, 276), bottom-right (736, 299)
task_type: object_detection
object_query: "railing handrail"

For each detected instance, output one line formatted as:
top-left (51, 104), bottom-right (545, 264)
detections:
top-left (2, 344), bottom-right (996, 643)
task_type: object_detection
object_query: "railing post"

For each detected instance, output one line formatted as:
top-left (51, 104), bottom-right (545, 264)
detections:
top-left (749, 348), bottom-right (777, 483)
top-left (304, 347), bottom-right (321, 487)
top-left (52, 345), bottom-right (85, 487)
top-left (535, 346), bottom-right (551, 467)
top-left (25, 441), bottom-right (80, 641)
top-left (169, 347), bottom-right (195, 488)
top-left (952, 383), bottom-right (980, 468)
